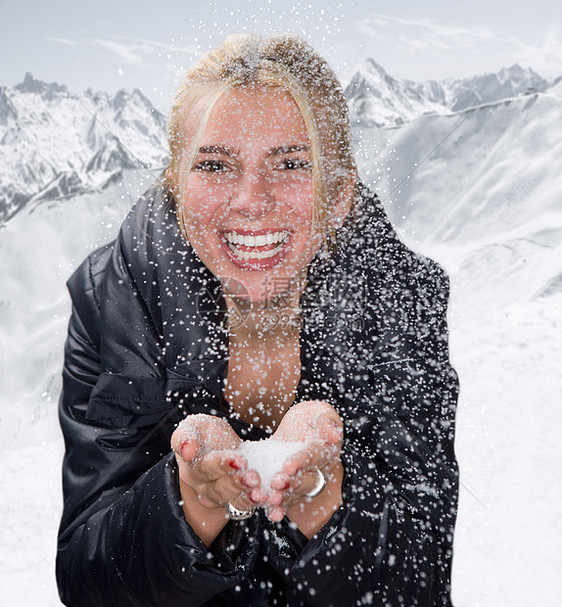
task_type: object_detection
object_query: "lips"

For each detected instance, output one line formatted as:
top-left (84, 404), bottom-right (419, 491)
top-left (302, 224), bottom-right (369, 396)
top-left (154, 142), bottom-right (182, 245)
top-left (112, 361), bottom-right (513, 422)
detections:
top-left (220, 229), bottom-right (292, 268)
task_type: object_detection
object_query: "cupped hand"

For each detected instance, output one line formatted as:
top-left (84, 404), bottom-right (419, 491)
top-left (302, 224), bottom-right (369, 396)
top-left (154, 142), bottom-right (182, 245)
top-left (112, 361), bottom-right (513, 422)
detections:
top-left (170, 414), bottom-right (259, 545)
top-left (263, 400), bottom-right (344, 528)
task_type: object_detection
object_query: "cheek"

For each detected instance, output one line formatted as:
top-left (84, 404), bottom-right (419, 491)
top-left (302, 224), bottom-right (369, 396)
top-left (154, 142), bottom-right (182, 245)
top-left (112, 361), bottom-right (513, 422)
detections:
top-left (181, 182), bottom-right (230, 226)
top-left (272, 180), bottom-right (314, 220)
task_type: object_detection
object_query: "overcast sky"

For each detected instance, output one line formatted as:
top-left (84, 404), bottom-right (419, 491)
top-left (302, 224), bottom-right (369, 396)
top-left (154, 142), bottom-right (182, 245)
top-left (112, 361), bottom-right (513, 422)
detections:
top-left (3, 0), bottom-right (562, 110)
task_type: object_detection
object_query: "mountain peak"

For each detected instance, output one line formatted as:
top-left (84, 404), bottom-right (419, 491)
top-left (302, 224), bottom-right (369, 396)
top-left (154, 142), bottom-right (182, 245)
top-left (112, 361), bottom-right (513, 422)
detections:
top-left (496, 64), bottom-right (545, 89)
top-left (15, 72), bottom-right (68, 97)
top-left (345, 58), bottom-right (442, 128)
top-left (364, 57), bottom-right (390, 76)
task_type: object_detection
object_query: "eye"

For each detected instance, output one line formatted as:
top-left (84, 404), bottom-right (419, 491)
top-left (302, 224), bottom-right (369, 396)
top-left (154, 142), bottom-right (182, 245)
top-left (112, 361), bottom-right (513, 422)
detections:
top-left (192, 159), bottom-right (230, 173)
top-left (276, 158), bottom-right (312, 171)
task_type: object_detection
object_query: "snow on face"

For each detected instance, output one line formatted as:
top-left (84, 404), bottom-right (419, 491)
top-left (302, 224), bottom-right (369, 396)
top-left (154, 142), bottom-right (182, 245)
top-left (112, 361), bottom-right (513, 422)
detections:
top-left (175, 87), bottom-right (321, 303)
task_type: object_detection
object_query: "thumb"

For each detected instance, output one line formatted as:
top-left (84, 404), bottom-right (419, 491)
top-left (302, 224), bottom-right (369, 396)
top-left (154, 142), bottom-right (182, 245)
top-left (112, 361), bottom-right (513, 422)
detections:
top-left (177, 436), bottom-right (200, 463)
top-left (171, 426), bottom-right (200, 463)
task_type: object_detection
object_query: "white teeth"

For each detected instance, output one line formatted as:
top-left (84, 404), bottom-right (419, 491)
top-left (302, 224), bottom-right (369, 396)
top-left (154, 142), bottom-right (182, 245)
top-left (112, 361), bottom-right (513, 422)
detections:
top-left (223, 230), bottom-right (289, 249)
top-left (226, 237), bottom-right (288, 260)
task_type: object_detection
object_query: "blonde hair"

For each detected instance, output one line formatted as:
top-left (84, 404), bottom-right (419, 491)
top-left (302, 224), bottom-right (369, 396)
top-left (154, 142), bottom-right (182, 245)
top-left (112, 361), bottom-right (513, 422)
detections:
top-left (166, 33), bottom-right (357, 249)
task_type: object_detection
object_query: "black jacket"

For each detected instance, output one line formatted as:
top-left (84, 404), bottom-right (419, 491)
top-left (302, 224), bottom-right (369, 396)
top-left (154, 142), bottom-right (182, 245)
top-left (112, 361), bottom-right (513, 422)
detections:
top-left (57, 182), bottom-right (459, 606)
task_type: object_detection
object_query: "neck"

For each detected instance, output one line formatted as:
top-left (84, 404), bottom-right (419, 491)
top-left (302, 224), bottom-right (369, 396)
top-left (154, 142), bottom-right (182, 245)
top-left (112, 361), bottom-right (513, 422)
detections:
top-left (225, 286), bottom-right (303, 346)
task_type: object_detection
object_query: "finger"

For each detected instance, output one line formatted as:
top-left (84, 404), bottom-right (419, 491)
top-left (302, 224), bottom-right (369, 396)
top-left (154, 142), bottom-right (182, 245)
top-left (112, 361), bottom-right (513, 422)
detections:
top-left (269, 472), bottom-right (291, 494)
top-left (293, 467), bottom-right (327, 498)
top-left (211, 481), bottom-right (257, 511)
top-left (195, 452), bottom-right (262, 498)
top-left (281, 445), bottom-right (316, 476)
top-left (171, 414), bottom-right (240, 458)
top-left (263, 473), bottom-right (291, 506)
top-left (282, 441), bottom-right (336, 477)
top-left (171, 416), bottom-right (208, 461)
top-left (210, 471), bottom-right (262, 510)
top-left (288, 400), bottom-right (342, 435)
top-left (172, 436), bottom-right (200, 463)
top-left (269, 467), bottom-right (320, 506)
top-left (263, 487), bottom-right (287, 507)
top-left (230, 468), bottom-right (261, 494)
top-left (229, 494), bottom-right (259, 511)
top-left (265, 504), bottom-right (286, 523)
top-left (188, 461), bottom-right (260, 509)
top-left (196, 450), bottom-right (248, 482)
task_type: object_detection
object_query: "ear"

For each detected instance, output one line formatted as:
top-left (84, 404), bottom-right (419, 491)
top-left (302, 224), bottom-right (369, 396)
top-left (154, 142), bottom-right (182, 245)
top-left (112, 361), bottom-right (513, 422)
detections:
top-left (332, 169), bottom-right (357, 226)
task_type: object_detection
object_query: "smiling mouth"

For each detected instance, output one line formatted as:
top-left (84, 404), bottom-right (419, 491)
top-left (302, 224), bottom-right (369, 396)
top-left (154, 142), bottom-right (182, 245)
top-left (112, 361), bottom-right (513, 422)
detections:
top-left (222, 230), bottom-right (291, 261)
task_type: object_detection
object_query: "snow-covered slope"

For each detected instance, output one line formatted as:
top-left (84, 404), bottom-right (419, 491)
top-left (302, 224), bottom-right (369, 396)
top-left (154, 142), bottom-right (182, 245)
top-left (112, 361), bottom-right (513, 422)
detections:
top-left (0, 74), bottom-right (169, 222)
top-left (355, 91), bottom-right (562, 309)
top-left (0, 169), bottom-right (149, 606)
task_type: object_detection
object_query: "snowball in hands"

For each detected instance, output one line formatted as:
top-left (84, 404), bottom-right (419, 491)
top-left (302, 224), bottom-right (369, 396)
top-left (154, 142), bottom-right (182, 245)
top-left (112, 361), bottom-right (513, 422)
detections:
top-left (238, 439), bottom-right (305, 494)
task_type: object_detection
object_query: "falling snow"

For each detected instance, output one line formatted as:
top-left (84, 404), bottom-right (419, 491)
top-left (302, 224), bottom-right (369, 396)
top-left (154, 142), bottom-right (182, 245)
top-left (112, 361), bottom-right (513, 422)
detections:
top-left (1, 45), bottom-right (562, 606)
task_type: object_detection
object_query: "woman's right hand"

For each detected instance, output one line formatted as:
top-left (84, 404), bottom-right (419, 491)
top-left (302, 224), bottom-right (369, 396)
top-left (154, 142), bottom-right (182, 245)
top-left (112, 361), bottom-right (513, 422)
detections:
top-left (170, 414), bottom-right (260, 547)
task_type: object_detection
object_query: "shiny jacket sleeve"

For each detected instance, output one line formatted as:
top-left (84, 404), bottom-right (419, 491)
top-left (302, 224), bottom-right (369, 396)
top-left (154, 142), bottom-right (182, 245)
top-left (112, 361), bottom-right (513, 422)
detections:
top-left (56, 251), bottom-right (257, 607)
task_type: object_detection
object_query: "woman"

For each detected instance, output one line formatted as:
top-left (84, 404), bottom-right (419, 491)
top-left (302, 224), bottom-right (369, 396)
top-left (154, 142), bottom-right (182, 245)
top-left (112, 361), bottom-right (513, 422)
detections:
top-left (57, 34), bottom-right (459, 606)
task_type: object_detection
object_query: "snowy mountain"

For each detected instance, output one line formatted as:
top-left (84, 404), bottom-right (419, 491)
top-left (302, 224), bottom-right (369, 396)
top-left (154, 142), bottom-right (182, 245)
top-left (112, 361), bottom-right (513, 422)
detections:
top-left (0, 73), bottom-right (169, 222)
top-left (414, 64), bottom-right (549, 112)
top-left (345, 60), bottom-right (551, 127)
top-left (345, 58), bottom-right (448, 128)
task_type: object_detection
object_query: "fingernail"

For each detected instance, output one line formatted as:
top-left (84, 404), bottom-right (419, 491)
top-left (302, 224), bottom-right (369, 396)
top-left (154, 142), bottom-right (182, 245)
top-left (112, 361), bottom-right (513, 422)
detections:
top-left (242, 476), bottom-right (257, 488)
top-left (229, 460), bottom-right (241, 470)
top-left (179, 439), bottom-right (191, 457)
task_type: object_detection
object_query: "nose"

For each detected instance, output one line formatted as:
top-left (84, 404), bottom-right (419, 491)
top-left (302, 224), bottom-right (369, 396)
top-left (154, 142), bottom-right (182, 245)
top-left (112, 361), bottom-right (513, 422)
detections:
top-left (228, 171), bottom-right (275, 219)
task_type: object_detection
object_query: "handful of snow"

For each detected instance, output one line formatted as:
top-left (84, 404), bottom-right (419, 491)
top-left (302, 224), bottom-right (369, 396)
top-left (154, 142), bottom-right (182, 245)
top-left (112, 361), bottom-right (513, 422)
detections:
top-left (237, 439), bottom-right (306, 492)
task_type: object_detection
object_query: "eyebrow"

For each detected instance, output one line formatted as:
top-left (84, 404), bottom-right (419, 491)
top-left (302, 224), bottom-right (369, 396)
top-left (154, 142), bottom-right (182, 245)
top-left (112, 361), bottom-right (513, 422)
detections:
top-left (196, 143), bottom-right (311, 157)
top-left (197, 145), bottom-right (241, 156)
top-left (266, 144), bottom-right (311, 157)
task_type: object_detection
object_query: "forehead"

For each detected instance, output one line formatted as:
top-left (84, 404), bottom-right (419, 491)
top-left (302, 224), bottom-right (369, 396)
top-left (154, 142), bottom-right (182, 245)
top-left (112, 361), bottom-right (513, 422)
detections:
top-left (183, 86), bottom-right (309, 147)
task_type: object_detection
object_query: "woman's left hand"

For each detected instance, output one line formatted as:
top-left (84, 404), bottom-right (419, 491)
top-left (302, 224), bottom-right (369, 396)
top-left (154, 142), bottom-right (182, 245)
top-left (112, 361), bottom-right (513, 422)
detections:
top-left (263, 400), bottom-right (344, 537)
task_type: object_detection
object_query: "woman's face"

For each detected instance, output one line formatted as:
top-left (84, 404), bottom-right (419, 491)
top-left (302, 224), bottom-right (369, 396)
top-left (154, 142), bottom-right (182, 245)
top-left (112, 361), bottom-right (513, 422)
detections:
top-left (173, 86), bottom-right (323, 304)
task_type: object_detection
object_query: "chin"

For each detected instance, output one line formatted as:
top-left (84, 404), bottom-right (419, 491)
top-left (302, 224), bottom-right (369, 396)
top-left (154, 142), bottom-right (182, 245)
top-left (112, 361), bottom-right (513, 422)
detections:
top-left (218, 267), bottom-right (304, 306)
top-left (219, 274), bottom-right (279, 304)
